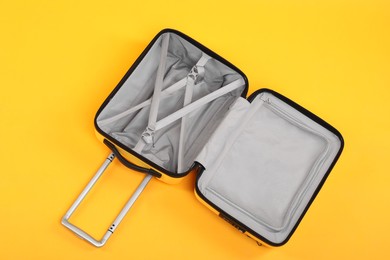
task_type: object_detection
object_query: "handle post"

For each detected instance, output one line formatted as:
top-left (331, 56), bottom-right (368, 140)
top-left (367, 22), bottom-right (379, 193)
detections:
top-left (61, 153), bottom-right (152, 247)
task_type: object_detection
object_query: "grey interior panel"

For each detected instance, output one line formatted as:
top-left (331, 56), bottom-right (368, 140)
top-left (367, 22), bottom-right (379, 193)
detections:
top-left (96, 33), bottom-right (245, 173)
top-left (196, 92), bottom-right (341, 244)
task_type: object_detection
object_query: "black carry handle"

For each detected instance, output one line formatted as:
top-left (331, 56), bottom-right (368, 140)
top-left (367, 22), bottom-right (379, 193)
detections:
top-left (103, 139), bottom-right (162, 178)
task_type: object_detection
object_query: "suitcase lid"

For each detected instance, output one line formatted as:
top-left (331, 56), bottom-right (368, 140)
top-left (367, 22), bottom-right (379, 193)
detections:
top-left (194, 89), bottom-right (344, 246)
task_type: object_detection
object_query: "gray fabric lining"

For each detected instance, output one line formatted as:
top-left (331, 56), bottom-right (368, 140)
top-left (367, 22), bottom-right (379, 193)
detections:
top-left (96, 33), bottom-right (245, 173)
top-left (196, 92), bottom-right (341, 244)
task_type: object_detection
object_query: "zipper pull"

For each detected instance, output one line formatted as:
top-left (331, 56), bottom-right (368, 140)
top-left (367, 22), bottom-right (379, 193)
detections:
top-left (259, 94), bottom-right (271, 104)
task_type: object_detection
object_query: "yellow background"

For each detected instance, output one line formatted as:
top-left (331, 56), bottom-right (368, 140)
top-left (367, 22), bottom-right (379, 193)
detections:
top-left (1, 0), bottom-right (389, 259)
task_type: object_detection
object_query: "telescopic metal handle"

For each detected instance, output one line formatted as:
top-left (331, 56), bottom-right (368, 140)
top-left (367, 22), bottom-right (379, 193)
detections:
top-left (61, 153), bottom-right (152, 247)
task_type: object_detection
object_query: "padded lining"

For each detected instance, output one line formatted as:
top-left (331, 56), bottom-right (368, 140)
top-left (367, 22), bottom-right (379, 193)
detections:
top-left (196, 92), bottom-right (341, 244)
top-left (96, 33), bottom-right (245, 173)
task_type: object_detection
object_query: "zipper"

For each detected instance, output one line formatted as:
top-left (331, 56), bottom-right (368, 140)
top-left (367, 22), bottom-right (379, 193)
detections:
top-left (262, 97), bottom-right (332, 231)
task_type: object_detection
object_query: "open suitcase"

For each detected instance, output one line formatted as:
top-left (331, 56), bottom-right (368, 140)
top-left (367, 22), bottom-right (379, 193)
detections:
top-left (62, 29), bottom-right (344, 247)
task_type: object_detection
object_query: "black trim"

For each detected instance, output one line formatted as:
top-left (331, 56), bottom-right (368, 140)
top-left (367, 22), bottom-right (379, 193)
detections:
top-left (194, 89), bottom-right (344, 246)
top-left (94, 28), bottom-right (249, 178)
top-left (103, 139), bottom-right (162, 178)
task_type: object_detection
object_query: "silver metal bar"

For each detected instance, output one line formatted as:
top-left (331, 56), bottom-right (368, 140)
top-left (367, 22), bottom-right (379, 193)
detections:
top-left (61, 153), bottom-right (152, 247)
top-left (63, 153), bottom-right (115, 218)
top-left (109, 174), bottom-right (152, 231)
